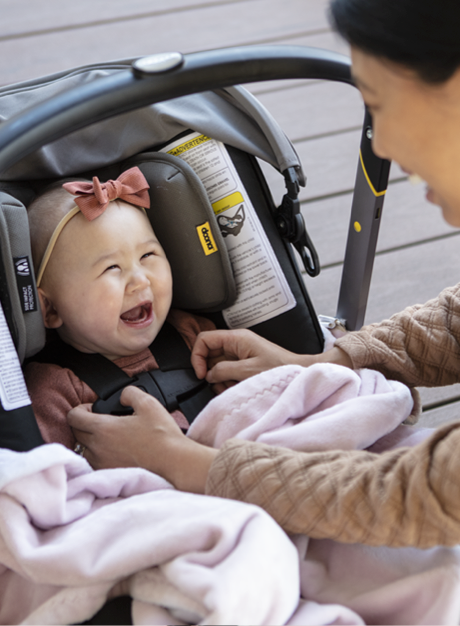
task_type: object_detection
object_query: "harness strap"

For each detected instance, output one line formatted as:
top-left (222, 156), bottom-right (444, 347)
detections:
top-left (31, 323), bottom-right (215, 424)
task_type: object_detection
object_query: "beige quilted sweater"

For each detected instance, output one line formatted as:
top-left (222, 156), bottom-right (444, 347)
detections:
top-left (206, 283), bottom-right (460, 548)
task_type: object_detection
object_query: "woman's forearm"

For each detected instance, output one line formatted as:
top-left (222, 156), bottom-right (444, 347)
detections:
top-left (206, 422), bottom-right (460, 548)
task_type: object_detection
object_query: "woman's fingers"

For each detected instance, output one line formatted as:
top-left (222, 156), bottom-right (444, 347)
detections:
top-left (119, 384), bottom-right (158, 413)
top-left (191, 329), bottom-right (261, 378)
top-left (205, 359), bottom-right (249, 384)
top-left (68, 387), bottom-right (187, 471)
top-left (191, 330), bottom-right (234, 378)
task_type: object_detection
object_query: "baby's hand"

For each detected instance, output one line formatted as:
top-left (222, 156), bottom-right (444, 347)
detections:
top-left (68, 386), bottom-right (217, 492)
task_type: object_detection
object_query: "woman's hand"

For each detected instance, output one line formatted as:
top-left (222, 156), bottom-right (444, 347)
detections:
top-left (191, 329), bottom-right (354, 390)
top-left (67, 386), bottom-right (217, 493)
top-left (191, 328), bottom-right (316, 388)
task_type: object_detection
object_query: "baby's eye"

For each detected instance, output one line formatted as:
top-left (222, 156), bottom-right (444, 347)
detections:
top-left (141, 251), bottom-right (155, 260)
top-left (104, 264), bottom-right (120, 272)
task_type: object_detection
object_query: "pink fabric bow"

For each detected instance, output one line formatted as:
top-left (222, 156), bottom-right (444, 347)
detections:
top-left (62, 166), bottom-right (150, 221)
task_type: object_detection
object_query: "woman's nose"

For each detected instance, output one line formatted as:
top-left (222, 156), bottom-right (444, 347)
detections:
top-left (371, 138), bottom-right (388, 160)
top-left (369, 125), bottom-right (389, 161)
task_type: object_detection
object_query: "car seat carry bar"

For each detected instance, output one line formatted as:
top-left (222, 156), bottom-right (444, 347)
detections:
top-left (32, 324), bottom-right (215, 425)
top-left (0, 46), bottom-right (353, 176)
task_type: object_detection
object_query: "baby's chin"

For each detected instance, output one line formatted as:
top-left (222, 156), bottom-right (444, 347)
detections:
top-left (104, 340), bottom-right (157, 361)
top-left (84, 336), bottom-right (157, 362)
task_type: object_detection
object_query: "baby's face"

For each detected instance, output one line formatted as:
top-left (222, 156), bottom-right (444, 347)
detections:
top-left (39, 201), bottom-right (173, 361)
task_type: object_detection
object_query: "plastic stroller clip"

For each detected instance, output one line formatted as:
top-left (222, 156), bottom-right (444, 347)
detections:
top-left (275, 167), bottom-right (320, 277)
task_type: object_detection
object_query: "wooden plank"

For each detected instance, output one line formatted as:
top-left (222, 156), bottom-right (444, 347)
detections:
top-left (417, 402), bottom-right (460, 428)
top-left (1, 0), bottom-right (248, 37)
top-left (301, 179), bottom-right (459, 268)
top-left (254, 80), bottom-right (363, 142)
top-left (304, 234), bottom-right (460, 325)
top-left (418, 384), bottom-right (460, 411)
top-left (0, 0), bottom-right (331, 86)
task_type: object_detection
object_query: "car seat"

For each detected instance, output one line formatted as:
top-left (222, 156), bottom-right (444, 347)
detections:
top-left (0, 44), bottom-right (390, 624)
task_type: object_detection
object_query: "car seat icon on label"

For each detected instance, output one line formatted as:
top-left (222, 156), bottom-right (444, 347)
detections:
top-left (217, 204), bottom-right (245, 237)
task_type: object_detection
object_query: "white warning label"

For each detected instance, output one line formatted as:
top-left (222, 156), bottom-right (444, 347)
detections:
top-left (161, 132), bottom-right (296, 328)
top-left (0, 302), bottom-right (31, 411)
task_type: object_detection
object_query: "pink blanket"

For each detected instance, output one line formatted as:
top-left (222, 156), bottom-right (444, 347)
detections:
top-left (0, 444), bottom-right (299, 625)
top-left (188, 363), bottom-right (418, 450)
top-left (188, 364), bottom-right (460, 625)
top-left (2, 363), bottom-right (456, 625)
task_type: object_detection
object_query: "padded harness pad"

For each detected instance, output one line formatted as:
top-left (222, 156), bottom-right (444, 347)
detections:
top-left (125, 152), bottom-right (236, 312)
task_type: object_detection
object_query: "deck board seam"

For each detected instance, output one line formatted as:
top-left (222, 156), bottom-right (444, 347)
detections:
top-left (0, 0), bottom-right (255, 42)
top-left (300, 176), bottom-right (407, 205)
top-left (312, 229), bottom-right (460, 272)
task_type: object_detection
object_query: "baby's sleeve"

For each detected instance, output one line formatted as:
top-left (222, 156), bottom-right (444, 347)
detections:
top-left (24, 362), bottom-right (88, 449)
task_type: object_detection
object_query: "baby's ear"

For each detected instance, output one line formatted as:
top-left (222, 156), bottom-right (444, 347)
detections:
top-left (38, 288), bottom-right (63, 329)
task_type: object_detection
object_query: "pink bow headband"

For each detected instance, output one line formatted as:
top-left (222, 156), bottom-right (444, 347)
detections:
top-left (36, 167), bottom-right (151, 287)
top-left (62, 166), bottom-right (150, 220)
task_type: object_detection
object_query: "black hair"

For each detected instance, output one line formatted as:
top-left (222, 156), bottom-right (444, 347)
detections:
top-left (329, 0), bottom-right (460, 83)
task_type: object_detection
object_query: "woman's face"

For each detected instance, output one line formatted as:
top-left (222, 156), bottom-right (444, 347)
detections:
top-left (351, 47), bottom-right (460, 227)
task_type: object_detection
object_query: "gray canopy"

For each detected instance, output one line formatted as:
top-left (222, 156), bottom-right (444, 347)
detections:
top-left (0, 59), bottom-right (305, 185)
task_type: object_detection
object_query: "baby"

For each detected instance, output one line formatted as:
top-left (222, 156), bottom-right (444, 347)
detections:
top-left (25, 167), bottom-right (214, 450)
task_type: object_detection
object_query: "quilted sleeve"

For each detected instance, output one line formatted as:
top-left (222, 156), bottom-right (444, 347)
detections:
top-left (206, 424), bottom-right (460, 548)
top-left (335, 282), bottom-right (460, 387)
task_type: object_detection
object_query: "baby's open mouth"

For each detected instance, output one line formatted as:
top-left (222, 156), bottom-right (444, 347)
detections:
top-left (120, 302), bottom-right (153, 325)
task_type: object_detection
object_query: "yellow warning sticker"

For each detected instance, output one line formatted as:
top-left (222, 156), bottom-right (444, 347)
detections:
top-left (196, 221), bottom-right (218, 256)
top-left (212, 192), bottom-right (244, 216)
top-left (167, 134), bottom-right (211, 157)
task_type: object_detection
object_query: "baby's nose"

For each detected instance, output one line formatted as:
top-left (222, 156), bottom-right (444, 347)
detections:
top-left (129, 268), bottom-right (150, 291)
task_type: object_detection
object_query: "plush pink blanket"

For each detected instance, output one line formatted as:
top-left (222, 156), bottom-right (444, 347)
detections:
top-left (188, 363), bottom-right (418, 450)
top-left (188, 363), bottom-right (460, 626)
top-left (0, 444), bottom-right (299, 625)
top-left (2, 363), bottom-right (456, 625)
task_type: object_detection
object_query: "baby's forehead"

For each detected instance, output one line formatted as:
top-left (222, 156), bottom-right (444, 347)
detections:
top-left (70, 200), bottom-right (157, 244)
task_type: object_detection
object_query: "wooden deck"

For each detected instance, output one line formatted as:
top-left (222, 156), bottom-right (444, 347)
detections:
top-left (2, 0), bottom-right (460, 427)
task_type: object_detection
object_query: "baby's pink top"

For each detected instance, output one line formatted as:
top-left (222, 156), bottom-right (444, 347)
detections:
top-left (25, 310), bottom-right (215, 449)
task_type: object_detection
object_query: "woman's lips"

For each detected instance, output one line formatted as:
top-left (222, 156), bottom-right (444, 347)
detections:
top-left (120, 302), bottom-right (153, 328)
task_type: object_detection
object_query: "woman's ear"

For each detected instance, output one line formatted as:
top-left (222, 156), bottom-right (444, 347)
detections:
top-left (38, 288), bottom-right (63, 329)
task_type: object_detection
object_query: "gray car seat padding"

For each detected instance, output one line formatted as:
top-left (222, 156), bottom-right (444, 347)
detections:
top-left (0, 193), bottom-right (45, 362)
top-left (124, 151), bottom-right (236, 312)
top-left (0, 60), bottom-right (305, 186)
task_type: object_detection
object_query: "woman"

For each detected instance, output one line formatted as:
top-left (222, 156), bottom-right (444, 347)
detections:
top-left (68, 0), bottom-right (460, 549)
